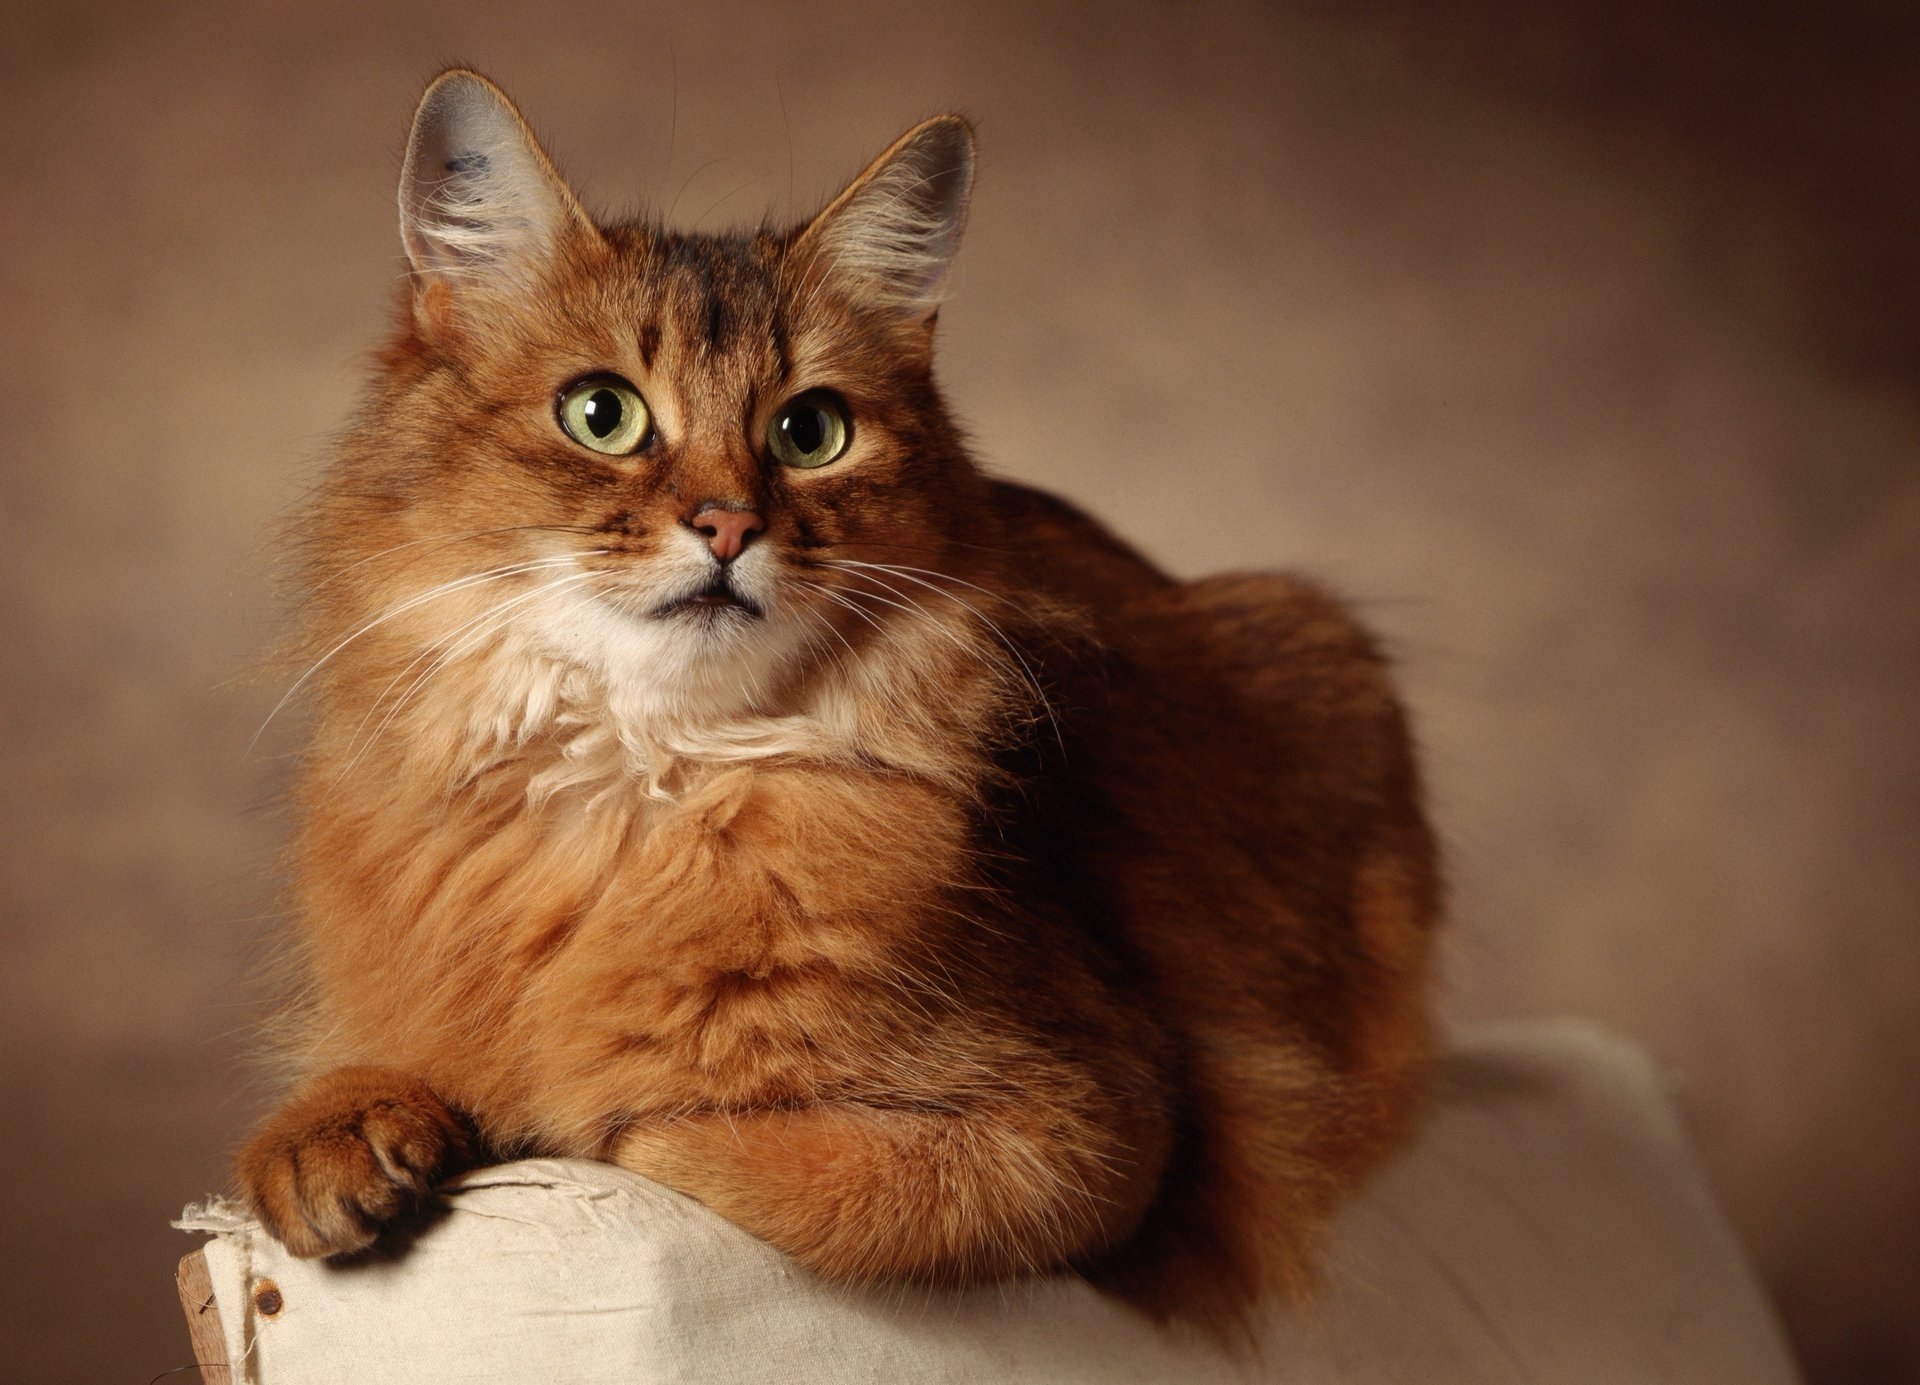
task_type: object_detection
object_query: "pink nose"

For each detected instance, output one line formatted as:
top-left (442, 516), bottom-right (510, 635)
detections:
top-left (689, 506), bottom-right (765, 562)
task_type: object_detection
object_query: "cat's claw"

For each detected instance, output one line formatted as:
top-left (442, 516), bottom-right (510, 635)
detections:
top-left (237, 1066), bottom-right (473, 1258)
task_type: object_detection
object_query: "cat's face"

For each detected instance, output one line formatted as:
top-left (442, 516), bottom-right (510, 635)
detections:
top-left (318, 73), bottom-right (985, 736)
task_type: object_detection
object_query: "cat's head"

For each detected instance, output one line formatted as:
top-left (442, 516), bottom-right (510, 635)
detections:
top-left (305, 71), bottom-right (1031, 789)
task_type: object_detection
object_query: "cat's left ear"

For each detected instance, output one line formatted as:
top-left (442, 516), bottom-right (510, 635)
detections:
top-left (794, 115), bottom-right (975, 324)
top-left (399, 69), bottom-right (600, 290)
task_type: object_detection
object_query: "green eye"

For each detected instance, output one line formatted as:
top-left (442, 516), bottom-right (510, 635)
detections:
top-left (557, 375), bottom-right (651, 455)
top-left (768, 391), bottom-right (850, 469)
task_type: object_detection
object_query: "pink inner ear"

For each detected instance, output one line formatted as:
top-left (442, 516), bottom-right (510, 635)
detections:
top-left (800, 117), bottom-right (975, 319)
top-left (399, 71), bottom-right (583, 283)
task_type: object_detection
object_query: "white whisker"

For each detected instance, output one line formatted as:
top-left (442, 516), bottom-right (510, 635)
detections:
top-left (825, 560), bottom-right (1063, 753)
top-left (799, 579), bottom-right (889, 638)
top-left (338, 567), bottom-right (604, 768)
top-left (305, 524), bottom-right (599, 597)
top-left (253, 555), bottom-right (589, 750)
top-left (336, 570), bottom-right (603, 780)
top-left (811, 578), bottom-right (1000, 729)
top-left (793, 607), bottom-right (860, 685)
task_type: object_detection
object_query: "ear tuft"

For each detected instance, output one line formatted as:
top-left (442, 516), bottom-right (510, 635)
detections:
top-left (399, 69), bottom-right (592, 285)
top-left (797, 115), bottom-right (975, 321)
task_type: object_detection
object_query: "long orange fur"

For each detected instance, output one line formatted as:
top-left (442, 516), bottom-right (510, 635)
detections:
top-left (236, 69), bottom-right (1441, 1339)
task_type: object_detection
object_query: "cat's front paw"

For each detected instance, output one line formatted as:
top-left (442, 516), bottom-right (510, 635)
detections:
top-left (237, 1066), bottom-right (474, 1258)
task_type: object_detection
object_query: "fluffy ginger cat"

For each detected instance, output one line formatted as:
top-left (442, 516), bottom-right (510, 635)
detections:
top-left (236, 68), bottom-right (1440, 1336)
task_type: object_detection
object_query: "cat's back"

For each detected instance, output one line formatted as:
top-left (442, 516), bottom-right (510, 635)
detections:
top-left (989, 477), bottom-right (1415, 781)
top-left (993, 471), bottom-right (1435, 1001)
top-left (990, 480), bottom-right (1439, 1319)
top-left (984, 479), bottom-right (1173, 611)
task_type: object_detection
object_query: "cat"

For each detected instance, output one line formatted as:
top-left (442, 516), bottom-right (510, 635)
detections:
top-left (235, 67), bottom-right (1440, 1337)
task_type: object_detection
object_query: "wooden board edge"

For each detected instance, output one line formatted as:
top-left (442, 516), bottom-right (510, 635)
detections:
top-left (176, 1248), bottom-right (231, 1383)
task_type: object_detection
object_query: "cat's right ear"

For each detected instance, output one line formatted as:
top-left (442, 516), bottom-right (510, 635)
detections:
top-left (399, 70), bottom-right (598, 298)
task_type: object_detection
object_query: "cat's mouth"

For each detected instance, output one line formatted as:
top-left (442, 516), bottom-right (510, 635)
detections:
top-left (653, 576), bottom-right (764, 621)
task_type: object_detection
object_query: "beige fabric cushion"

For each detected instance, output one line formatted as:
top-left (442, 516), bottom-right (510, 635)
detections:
top-left (176, 1022), bottom-right (1802, 1383)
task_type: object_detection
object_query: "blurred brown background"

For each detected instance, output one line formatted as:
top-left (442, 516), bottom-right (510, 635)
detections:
top-left (4, 1), bottom-right (1916, 1380)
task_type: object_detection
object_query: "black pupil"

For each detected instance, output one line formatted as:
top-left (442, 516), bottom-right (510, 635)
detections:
top-left (582, 389), bottom-right (623, 439)
top-left (785, 405), bottom-right (827, 455)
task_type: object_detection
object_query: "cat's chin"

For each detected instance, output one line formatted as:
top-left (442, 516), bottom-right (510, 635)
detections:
top-left (535, 579), bottom-right (813, 727)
